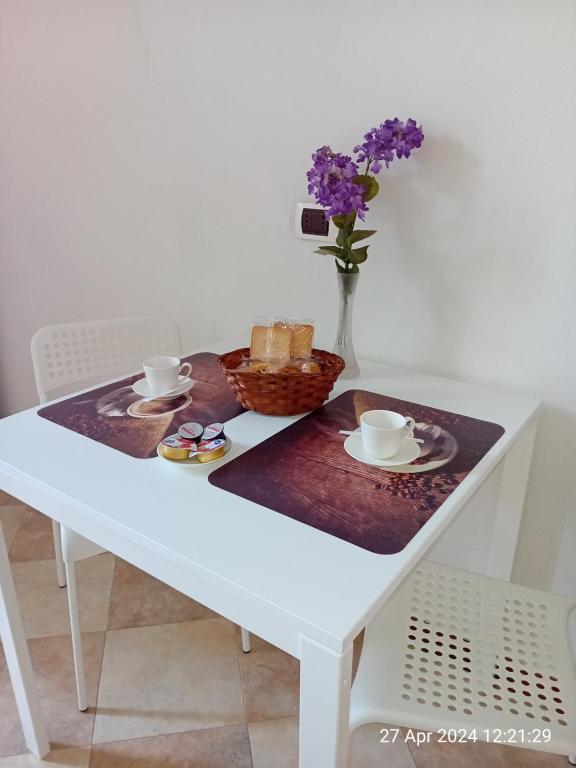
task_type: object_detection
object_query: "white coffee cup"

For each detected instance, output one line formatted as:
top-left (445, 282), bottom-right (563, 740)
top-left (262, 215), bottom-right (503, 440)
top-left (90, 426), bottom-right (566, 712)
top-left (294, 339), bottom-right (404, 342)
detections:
top-left (360, 409), bottom-right (416, 459)
top-left (143, 356), bottom-right (192, 395)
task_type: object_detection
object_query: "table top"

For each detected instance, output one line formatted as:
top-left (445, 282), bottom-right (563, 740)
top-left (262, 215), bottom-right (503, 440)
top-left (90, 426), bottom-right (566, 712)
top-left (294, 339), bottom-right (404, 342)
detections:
top-left (0, 340), bottom-right (540, 651)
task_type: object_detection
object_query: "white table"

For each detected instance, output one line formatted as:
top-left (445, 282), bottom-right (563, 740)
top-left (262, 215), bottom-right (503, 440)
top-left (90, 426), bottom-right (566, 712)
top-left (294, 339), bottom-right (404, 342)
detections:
top-left (0, 343), bottom-right (540, 765)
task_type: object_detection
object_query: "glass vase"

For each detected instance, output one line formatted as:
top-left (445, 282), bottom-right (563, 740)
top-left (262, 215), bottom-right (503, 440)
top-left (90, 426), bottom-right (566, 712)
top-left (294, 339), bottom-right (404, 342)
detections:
top-left (333, 271), bottom-right (360, 379)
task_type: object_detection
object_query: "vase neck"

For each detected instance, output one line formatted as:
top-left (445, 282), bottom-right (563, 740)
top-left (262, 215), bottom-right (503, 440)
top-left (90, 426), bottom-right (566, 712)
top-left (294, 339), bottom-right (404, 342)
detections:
top-left (333, 270), bottom-right (360, 378)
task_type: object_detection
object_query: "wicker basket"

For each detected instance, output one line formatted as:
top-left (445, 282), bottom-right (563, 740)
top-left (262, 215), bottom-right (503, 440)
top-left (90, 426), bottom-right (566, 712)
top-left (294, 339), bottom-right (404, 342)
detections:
top-left (219, 348), bottom-right (345, 415)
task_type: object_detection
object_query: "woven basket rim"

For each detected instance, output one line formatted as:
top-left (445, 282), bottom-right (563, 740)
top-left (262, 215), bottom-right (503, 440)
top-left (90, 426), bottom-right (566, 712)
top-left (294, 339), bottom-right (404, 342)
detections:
top-left (219, 347), bottom-right (344, 378)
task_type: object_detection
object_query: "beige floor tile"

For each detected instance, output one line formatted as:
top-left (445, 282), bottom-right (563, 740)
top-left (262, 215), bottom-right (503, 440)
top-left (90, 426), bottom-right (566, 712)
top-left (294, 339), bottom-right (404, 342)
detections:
top-left (90, 724), bottom-right (252, 767)
top-left (237, 634), bottom-right (299, 722)
top-left (408, 733), bottom-right (568, 768)
top-left (0, 649), bottom-right (27, 757)
top-left (503, 748), bottom-right (574, 767)
top-left (107, 558), bottom-right (216, 630)
top-left (351, 724), bottom-right (416, 767)
top-left (8, 508), bottom-right (55, 563)
top-left (93, 617), bottom-right (245, 744)
top-left (249, 717), bottom-right (299, 768)
top-left (11, 555), bottom-right (115, 639)
top-left (0, 634), bottom-right (104, 757)
top-left (0, 491), bottom-right (17, 506)
top-left (352, 629), bottom-right (364, 681)
top-left (249, 718), bottom-right (416, 768)
top-left (0, 747), bottom-right (91, 767)
top-left (0, 505), bottom-right (27, 551)
top-left (33, 633), bottom-right (105, 748)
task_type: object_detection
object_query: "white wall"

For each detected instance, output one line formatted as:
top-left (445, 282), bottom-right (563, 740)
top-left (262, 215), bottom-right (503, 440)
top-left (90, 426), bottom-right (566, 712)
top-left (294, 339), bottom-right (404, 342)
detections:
top-left (1, 0), bottom-right (575, 591)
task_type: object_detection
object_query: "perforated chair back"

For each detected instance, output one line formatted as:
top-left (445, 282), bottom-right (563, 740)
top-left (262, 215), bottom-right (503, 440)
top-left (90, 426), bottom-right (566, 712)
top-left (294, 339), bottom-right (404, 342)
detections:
top-left (31, 316), bottom-right (182, 403)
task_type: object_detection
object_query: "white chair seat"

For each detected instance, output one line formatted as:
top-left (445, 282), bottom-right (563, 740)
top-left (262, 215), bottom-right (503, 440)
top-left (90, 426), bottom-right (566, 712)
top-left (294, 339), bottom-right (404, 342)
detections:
top-left (351, 560), bottom-right (576, 759)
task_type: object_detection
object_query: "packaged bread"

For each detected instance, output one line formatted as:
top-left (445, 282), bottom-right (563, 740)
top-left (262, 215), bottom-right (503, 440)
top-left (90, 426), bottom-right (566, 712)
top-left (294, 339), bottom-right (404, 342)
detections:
top-left (238, 355), bottom-right (322, 375)
top-left (250, 316), bottom-right (314, 361)
top-left (290, 323), bottom-right (314, 359)
top-left (250, 322), bottom-right (292, 362)
top-left (246, 316), bottom-right (317, 373)
top-left (300, 359), bottom-right (321, 374)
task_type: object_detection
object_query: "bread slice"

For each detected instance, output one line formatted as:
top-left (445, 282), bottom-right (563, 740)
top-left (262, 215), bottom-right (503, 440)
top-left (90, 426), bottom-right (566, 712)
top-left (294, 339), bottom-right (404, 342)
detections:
top-left (250, 325), bottom-right (292, 361)
top-left (291, 323), bottom-right (314, 358)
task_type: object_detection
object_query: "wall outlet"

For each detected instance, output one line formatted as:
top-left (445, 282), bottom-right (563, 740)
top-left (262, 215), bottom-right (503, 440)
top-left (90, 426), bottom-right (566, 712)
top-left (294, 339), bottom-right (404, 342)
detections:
top-left (295, 202), bottom-right (337, 242)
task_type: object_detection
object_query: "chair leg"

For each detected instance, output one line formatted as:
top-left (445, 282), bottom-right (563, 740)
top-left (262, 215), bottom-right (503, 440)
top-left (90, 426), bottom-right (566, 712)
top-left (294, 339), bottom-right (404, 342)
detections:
top-left (65, 562), bottom-right (88, 711)
top-left (52, 521), bottom-right (66, 587)
top-left (241, 627), bottom-right (251, 653)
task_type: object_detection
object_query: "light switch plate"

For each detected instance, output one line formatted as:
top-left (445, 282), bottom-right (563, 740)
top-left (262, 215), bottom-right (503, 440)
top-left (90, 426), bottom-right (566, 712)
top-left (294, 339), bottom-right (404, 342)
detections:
top-left (295, 202), bottom-right (337, 243)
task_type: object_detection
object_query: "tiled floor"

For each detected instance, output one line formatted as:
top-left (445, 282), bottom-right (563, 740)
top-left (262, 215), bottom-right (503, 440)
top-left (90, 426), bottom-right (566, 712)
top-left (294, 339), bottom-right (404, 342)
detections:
top-left (0, 493), bottom-right (569, 767)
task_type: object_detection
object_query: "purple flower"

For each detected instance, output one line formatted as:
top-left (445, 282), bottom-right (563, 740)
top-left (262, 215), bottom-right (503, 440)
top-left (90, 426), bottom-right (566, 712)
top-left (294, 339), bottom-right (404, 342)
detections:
top-left (354, 118), bottom-right (424, 172)
top-left (306, 146), bottom-right (368, 220)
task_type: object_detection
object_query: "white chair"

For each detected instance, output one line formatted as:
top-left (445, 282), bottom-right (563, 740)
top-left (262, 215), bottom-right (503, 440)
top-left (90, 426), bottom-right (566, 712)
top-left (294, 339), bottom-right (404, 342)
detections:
top-left (31, 315), bottom-right (184, 589)
top-left (350, 559), bottom-right (576, 764)
top-left (31, 316), bottom-right (250, 711)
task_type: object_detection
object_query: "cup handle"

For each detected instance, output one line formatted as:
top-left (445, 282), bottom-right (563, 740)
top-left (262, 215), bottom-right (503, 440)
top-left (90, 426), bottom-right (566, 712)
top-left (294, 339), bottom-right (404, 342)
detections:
top-left (404, 417), bottom-right (416, 439)
top-left (179, 362), bottom-right (192, 379)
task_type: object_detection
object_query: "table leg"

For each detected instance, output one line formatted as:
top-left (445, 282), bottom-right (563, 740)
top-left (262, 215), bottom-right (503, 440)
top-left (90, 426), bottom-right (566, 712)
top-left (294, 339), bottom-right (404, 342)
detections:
top-left (299, 635), bottom-right (353, 768)
top-left (486, 418), bottom-right (538, 580)
top-left (0, 521), bottom-right (49, 757)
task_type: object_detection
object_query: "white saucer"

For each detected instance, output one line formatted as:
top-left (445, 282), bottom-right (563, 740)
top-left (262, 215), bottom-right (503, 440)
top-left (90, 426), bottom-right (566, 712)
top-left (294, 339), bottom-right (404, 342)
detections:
top-left (132, 376), bottom-right (194, 401)
top-left (344, 434), bottom-right (421, 467)
top-left (156, 437), bottom-right (232, 467)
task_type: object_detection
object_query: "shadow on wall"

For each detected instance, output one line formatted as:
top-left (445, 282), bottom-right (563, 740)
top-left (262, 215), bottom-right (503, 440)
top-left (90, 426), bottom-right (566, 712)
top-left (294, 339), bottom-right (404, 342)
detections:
top-left (0, 362), bottom-right (12, 419)
top-left (378, 133), bottom-right (547, 374)
top-left (515, 403), bottom-right (576, 588)
top-left (370, 134), bottom-right (481, 372)
top-left (365, 133), bottom-right (568, 588)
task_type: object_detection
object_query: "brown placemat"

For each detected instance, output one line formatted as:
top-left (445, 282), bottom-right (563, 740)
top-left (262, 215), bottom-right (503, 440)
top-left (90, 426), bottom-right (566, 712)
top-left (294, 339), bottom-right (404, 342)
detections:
top-left (38, 353), bottom-right (245, 458)
top-left (209, 389), bottom-right (504, 554)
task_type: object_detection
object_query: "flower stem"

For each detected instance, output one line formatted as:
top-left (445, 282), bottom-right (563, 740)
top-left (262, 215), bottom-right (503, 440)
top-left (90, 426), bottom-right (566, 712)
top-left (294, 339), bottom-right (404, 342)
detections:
top-left (343, 215), bottom-right (357, 271)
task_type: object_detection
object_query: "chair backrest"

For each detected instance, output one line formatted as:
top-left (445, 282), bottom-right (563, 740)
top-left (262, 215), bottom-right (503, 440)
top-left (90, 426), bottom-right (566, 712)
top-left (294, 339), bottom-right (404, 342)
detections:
top-left (31, 316), bottom-right (182, 403)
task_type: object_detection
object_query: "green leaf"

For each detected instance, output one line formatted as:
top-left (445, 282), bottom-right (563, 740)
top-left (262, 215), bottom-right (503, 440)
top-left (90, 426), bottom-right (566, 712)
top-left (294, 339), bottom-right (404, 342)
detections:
top-left (335, 259), bottom-right (347, 273)
top-left (348, 245), bottom-right (369, 264)
top-left (315, 245), bottom-right (345, 257)
top-left (336, 228), bottom-right (346, 248)
top-left (347, 229), bottom-right (376, 246)
top-left (354, 174), bottom-right (380, 201)
top-left (332, 213), bottom-right (356, 229)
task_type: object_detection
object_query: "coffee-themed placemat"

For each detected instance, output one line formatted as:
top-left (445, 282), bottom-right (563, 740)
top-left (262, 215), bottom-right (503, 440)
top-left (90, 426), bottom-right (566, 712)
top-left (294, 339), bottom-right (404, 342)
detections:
top-left (209, 389), bottom-right (504, 555)
top-left (38, 353), bottom-right (245, 459)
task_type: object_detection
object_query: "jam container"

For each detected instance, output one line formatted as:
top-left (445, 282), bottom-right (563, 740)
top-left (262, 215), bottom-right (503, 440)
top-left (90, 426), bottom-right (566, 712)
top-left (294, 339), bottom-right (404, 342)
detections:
top-left (160, 435), bottom-right (195, 460)
top-left (202, 422), bottom-right (225, 442)
top-left (177, 422), bottom-right (204, 442)
top-left (192, 437), bottom-right (227, 463)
